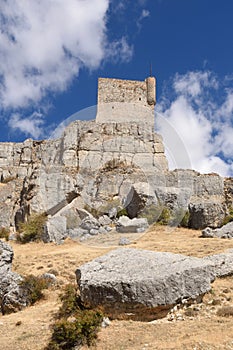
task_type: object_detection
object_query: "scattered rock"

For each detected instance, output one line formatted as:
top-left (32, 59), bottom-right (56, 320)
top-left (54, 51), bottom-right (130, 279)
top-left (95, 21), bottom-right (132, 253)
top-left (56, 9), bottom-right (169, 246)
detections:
top-left (119, 237), bottom-right (131, 246)
top-left (41, 273), bottom-right (57, 285)
top-left (116, 216), bottom-right (149, 233)
top-left (98, 215), bottom-right (112, 226)
top-left (201, 222), bottom-right (233, 239)
top-left (101, 317), bottom-right (111, 328)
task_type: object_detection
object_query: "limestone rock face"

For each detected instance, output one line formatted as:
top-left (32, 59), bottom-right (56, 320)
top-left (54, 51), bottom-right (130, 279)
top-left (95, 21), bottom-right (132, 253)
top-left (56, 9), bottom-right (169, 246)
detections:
top-left (76, 248), bottom-right (215, 320)
top-left (0, 240), bottom-right (26, 314)
top-left (0, 119), bottom-right (231, 234)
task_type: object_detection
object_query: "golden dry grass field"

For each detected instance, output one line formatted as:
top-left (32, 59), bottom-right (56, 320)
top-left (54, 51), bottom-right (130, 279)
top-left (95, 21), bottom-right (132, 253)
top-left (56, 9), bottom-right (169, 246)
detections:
top-left (1, 226), bottom-right (233, 350)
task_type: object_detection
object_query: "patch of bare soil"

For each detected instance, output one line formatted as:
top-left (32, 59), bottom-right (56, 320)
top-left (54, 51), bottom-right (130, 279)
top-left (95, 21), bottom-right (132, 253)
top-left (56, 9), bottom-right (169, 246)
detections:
top-left (0, 226), bottom-right (233, 350)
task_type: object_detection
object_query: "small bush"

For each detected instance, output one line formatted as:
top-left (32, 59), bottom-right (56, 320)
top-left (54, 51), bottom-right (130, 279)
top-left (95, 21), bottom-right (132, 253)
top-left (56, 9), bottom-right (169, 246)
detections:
top-left (46, 284), bottom-right (103, 350)
top-left (48, 310), bottom-right (103, 349)
top-left (222, 207), bottom-right (233, 226)
top-left (0, 227), bottom-right (10, 241)
top-left (20, 275), bottom-right (49, 305)
top-left (17, 213), bottom-right (47, 243)
top-left (179, 210), bottom-right (190, 228)
top-left (138, 204), bottom-right (162, 225)
top-left (157, 207), bottom-right (171, 225)
top-left (168, 209), bottom-right (190, 228)
top-left (57, 284), bottom-right (82, 319)
top-left (217, 306), bottom-right (233, 317)
top-left (116, 208), bottom-right (128, 218)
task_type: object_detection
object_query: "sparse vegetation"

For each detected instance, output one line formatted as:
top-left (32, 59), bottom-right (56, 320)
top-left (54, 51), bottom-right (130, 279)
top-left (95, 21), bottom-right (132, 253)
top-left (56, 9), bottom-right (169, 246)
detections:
top-left (116, 208), bottom-right (128, 218)
top-left (84, 198), bottom-right (122, 218)
top-left (217, 305), bottom-right (233, 317)
top-left (1, 176), bottom-right (16, 183)
top-left (222, 207), bottom-right (233, 226)
top-left (0, 226), bottom-right (10, 241)
top-left (20, 275), bottom-right (49, 306)
top-left (179, 210), bottom-right (190, 228)
top-left (157, 207), bottom-right (171, 225)
top-left (17, 213), bottom-right (47, 243)
top-left (138, 204), bottom-right (162, 225)
top-left (102, 159), bottom-right (127, 172)
top-left (46, 284), bottom-right (103, 350)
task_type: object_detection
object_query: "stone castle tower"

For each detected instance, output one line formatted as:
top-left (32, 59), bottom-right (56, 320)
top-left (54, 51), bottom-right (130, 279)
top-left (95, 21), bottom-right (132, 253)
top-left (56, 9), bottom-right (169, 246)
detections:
top-left (96, 76), bottom-right (156, 128)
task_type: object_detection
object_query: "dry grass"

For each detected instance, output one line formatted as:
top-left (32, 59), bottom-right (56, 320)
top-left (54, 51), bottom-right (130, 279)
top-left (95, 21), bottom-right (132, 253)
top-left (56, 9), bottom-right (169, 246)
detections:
top-left (0, 226), bottom-right (233, 350)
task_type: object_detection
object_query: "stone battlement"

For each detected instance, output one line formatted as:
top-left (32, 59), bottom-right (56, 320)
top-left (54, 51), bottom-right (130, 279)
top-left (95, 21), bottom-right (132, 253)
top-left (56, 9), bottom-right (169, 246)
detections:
top-left (96, 76), bottom-right (156, 128)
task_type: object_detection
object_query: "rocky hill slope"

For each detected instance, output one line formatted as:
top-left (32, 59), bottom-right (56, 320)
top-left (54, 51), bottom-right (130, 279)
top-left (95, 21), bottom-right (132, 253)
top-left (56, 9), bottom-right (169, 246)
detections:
top-left (0, 119), bottom-right (232, 242)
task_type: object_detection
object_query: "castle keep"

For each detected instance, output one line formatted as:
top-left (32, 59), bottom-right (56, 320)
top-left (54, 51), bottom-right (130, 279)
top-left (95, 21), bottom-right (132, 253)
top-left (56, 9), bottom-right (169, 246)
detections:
top-left (96, 76), bottom-right (156, 127)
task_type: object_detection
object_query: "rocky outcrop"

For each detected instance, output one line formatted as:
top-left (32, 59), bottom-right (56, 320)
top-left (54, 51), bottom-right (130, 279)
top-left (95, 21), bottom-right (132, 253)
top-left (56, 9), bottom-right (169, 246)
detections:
top-left (201, 222), bottom-right (233, 239)
top-left (0, 240), bottom-right (26, 314)
top-left (76, 248), bottom-right (216, 320)
top-left (0, 119), bottom-right (231, 234)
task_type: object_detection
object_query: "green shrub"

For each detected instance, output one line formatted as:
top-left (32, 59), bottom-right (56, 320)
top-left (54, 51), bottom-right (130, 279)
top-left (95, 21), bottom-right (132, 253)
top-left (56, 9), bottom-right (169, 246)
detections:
top-left (157, 207), bottom-right (171, 225)
top-left (48, 310), bottom-right (103, 349)
top-left (179, 210), bottom-right (190, 228)
top-left (20, 275), bottom-right (49, 305)
top-left (17, 213), bottom-right (47, 243)
top-left (57, 284), bottom-right (82, 319)
top-left (46, 284), bottom-right (103, 350)
top-left (222, 207), bottom-right (233, 226)
top-left (168, 208), bottom-right (190, 228)
top-left (116, 208), bottom-right (128, 218)
top-left (0, 227), bottom-right (10, 241)
top-left (138, 204), bottom-right (163, 225)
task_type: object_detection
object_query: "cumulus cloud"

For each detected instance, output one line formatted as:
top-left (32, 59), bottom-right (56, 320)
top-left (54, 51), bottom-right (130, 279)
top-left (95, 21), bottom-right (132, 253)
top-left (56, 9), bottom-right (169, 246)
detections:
top-left (8, 112), bottom-right (45, 139)
top-left (157, 71), bottom-right (233, 177)
top-left (0, 0), bottom-right (111, 110)
top-left (0, 0), bottom-right (141, 139)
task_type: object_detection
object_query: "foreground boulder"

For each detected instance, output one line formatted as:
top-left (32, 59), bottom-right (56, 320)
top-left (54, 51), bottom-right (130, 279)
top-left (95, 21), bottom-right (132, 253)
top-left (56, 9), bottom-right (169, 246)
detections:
top-left (0, 240), bottom-right (26, 314)
top-left (204, 250), bottom-right (233, 277)
top-left (76, 248), bottom-right (215, 320)
top-left (201, 222), bottom-right (233, 239)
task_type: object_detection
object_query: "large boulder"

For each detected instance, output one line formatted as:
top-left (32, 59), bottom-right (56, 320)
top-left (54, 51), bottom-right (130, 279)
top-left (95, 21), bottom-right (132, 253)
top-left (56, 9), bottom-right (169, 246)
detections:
top-left (0, 240), bottom-right (26, 314)
top-left (116, 216), bottom-right (148, 233)
top-left (125, 182), bottom-right (157, 218)
top-left (188, 202), bottom-right (226, 229)
top-left (204, 250), bottom-right (233, 277)
top-left (43, 216), bottom-right (67, 244)
top-left (201, 222), bottom-right (233, 239)
top-left (76, 248), bottom-right (215, 320)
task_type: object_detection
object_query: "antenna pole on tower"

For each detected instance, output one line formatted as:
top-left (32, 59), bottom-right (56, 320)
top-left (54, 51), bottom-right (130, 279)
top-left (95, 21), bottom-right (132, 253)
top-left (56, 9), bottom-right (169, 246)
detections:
top-left (150, 62), bottom-right (152, 77)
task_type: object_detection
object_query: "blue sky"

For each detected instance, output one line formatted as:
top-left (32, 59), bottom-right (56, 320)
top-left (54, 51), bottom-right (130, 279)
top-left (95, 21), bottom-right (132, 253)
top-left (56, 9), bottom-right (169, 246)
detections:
top-left (0, 0), bottom-right (232, 176)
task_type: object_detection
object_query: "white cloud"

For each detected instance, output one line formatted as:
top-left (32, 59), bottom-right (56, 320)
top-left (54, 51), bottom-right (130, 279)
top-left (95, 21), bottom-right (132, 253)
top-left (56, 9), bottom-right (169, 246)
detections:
top-left (173, 71), bottom-right (218, 98)
top-left (157, 71), bottom-right (233, 177)
top-left (137, 8), bottom-right (150, 29)
top-left (8, 112), bottom-right (44, 139)
top-left (0, 0), bottom-right (133, 111)
top-left (107, 37), bottom-right (133, 63)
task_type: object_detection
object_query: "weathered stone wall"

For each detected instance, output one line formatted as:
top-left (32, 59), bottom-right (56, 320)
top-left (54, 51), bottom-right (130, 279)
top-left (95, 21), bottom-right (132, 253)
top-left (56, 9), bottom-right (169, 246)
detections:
top-left (96, 77), bottom-right (156, 127)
